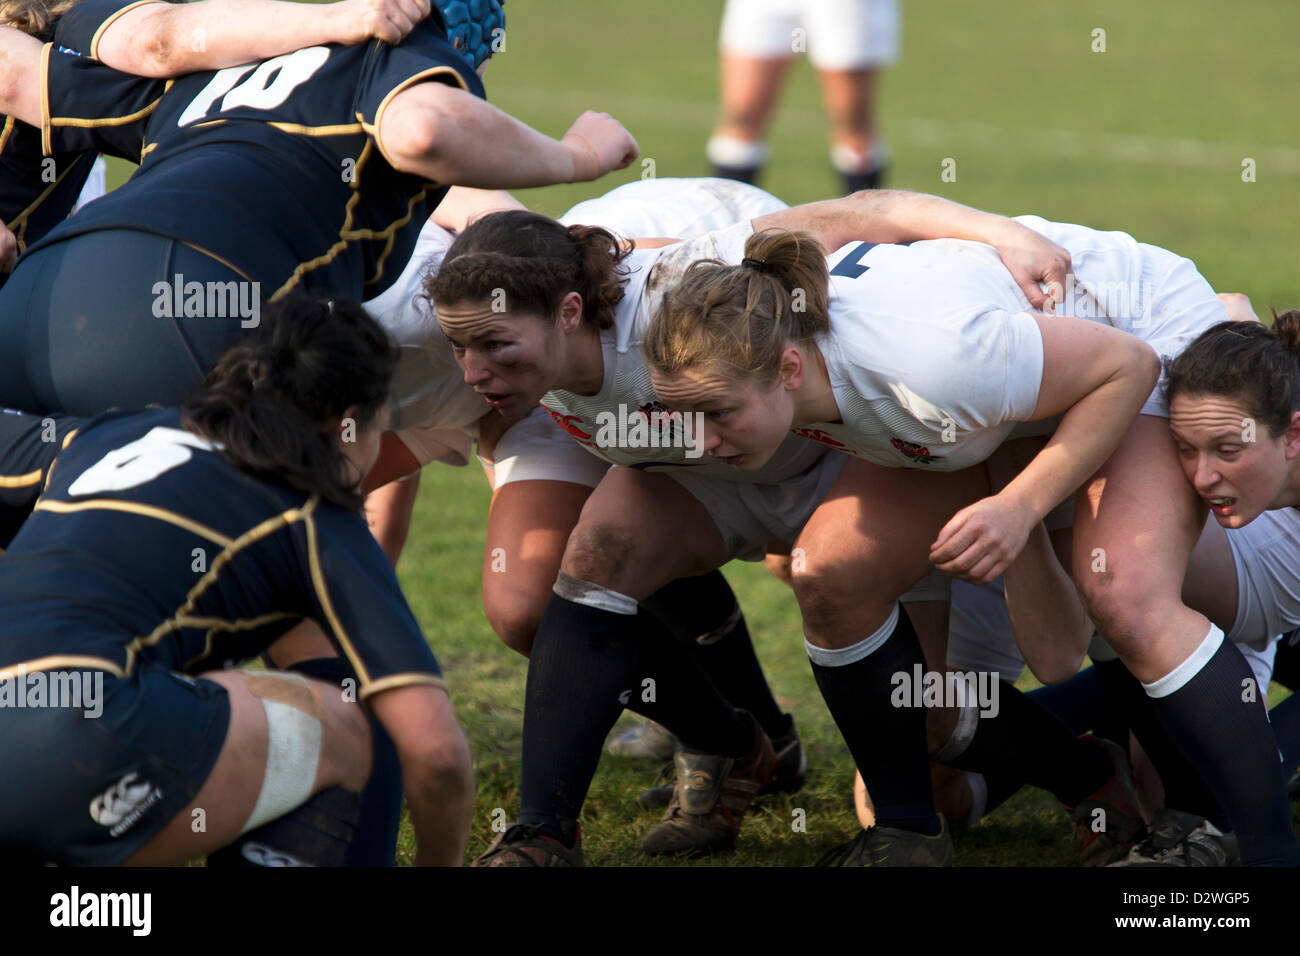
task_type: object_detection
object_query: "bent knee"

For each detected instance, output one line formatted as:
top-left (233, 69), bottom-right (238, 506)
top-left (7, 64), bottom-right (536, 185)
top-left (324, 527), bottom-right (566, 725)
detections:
top-left (561, 519), bottom-right (637, 588)
top-left (484, 599), bottom-right (543, 657)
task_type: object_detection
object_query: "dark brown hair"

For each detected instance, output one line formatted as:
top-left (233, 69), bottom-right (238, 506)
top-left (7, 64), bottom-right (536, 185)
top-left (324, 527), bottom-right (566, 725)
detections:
top-left (427, 210), bottom-right (631, 330)
top-left (1164, 311), bottom-right (1300, 438)
top-left (184, 294), bottom-right (396, 509)
top-left (645, 229), bottom-right (831, 386)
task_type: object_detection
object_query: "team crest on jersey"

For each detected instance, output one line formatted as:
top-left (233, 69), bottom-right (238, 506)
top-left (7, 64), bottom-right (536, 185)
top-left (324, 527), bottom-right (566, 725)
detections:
top-left (890, 438), bottom-right (935, 463)
top-left (546, 409), bottom-right (593, 442)
top-left (791, 427), bottom-right (848, 449)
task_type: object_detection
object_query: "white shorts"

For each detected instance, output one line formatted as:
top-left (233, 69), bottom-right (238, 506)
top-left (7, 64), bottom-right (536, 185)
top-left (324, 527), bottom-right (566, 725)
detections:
top-left (666, 447), bottom-right (847, 561)
top-left (719, 0), bottom-right (900, 70)
top-left (72, 156), bottom-right (107, 213)
top-left (945, 577), bottom-right (1025, 681)
top-left (560, 177), bottom-right (787, 242)
top-left (487, 406), bottom-right (611, 490)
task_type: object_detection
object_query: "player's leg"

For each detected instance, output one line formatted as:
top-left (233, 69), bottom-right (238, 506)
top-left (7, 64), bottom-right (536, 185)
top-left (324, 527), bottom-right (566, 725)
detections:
top-left (364, 471), bottom-right (421, 565)
top-left (1073, 414), bottom-right (1300, 865)
top-left (807, 0), bottom-right (899, 192)
top-left (707, 0), bottom-right (798, 184)
top-left (0, 230), bottom-right (256, 416)
top-left (126, 667), bottom-right (371, 865)
top-left (796, 457), bottom-right (987, 865)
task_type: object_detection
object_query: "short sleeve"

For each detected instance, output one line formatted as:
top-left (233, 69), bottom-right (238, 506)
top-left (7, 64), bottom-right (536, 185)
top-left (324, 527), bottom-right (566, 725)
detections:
top-left (303, 501), bottom-right (446, 701)
top-left (40, 43), bottom-right (166, 158)
top-left (990, 308), bottom-right (1045, 424)
top-left (354, 23), bottom-right (485, 169)
top-left (55, 0), bottom-right (158, 57)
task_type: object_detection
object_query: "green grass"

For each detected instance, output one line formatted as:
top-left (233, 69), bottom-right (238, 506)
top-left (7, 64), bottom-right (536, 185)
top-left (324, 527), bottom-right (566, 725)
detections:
top-left (105, 0), bottom-right (1300, 864)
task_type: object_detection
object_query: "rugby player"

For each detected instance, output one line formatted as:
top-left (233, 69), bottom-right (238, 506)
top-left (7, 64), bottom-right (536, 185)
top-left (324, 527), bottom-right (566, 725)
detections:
top-left (426, 190), bottom-right (1072, 863)
top-left (0, 295), bottom-right (473, 866)
top-left (0, 7), bottom-right (637, 415)
top-left (642, 222), bottom-right (1300, 866)
top-left (0, 0), bottom-right (437, 252)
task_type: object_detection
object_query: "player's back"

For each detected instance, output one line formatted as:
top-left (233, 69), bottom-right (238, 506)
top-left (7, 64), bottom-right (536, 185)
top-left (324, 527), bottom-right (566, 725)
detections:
top-left (30, 15), bottom-right (484, 302)
top-left (0, 408), bottom-right (363, 677)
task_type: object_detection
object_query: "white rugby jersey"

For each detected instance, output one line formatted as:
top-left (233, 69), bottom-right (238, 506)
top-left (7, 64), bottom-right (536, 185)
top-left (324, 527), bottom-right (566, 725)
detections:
top-left (541, 222), bottom-right (825, 483)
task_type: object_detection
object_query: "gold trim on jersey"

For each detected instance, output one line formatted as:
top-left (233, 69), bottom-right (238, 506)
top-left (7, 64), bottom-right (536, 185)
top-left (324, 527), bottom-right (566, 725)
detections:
top-left (39, 43), bottom-right (52, 156)
top-left (34, 498), bottom-right (234, 547)
top-left (303, 501), bottom-right (371, 686)
top-left (370, 65), bottom-right (471, 170)
top-left (360, 673), bottom-right (449, 701)
top-left (362, 184), bottom-right (431, 288)
top-left (179, 239), bottom-right (256, 283)
top-left (181, 611), bottom-right (299, 672)
top-left (0, 655), bottom-right (126, 681)
top-left (7, 153), bottom-right (88, 252)
top-left (266, 121), bottom-right (364, 138)
top-left (124, 503), bottom-right (315, 673)
top-left (0, 468), bottom-right (43, 488)
top-left (47, 96), bottom-right (167, 135)
top-left (89, 0), bottom-right (161, 61)
top-left (0, 116), bottom-right (14, 160)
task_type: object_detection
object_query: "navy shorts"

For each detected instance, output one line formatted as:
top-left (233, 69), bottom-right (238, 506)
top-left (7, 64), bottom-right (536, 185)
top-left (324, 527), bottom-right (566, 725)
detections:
top-left (0, 229), bottom-right (260, 416)
top-left (0, 662), bottom-right (230, 865)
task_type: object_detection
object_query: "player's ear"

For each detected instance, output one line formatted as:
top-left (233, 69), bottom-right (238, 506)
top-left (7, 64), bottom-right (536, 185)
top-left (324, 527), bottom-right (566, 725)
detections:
top-left (556, 291), bottom-right (584, 334)
top-left (779, 346), bottom-right (804, 391)
top-left (1284, 410), bottom-right (1300, 460)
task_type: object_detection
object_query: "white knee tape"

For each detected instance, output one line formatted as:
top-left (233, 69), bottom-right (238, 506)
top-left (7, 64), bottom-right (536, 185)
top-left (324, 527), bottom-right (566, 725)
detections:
top-left (241, 683), bottom-right (324, 835)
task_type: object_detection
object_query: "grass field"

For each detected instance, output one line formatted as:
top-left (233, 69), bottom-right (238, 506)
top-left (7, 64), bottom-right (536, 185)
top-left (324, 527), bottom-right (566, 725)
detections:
top-left (110, 0), bottom-right (1300, 865)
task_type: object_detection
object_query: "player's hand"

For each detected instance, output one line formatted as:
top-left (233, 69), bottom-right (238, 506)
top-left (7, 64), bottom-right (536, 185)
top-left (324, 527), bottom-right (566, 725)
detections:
top-left (561, 112), bottom-right (639, 182)
top-left (929, 493), bottom-right (1036, 585)
top-left (333, 0), bottom-right (431, 46)
top-left (993, 223), bottom-right (1071, 313)
top-left (0, 222), bottom-right (16, 273)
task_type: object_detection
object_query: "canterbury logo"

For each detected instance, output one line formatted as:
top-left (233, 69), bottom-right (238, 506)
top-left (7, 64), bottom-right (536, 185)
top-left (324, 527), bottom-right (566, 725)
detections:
top-left (89, 772), bottom-right (162, 836)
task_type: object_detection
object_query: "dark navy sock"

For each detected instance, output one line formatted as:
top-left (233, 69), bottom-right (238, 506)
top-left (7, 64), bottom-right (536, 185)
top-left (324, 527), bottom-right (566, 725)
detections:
top-left (518, 589), bottom-right (749, 842)
top-left (939, 680), bottom-right (1111, 807)
top-left (1028, 666), bottom-right (1112, 738)
top-left (1093, 657), bottom-right (1226, 828)
top-left (808, 605), bottom-right (939, 835)
top-left (284, 657), bottom-right (402, 866)
top-left (643, 571), bottom-right (790, 740)
top-left (1146, 635), bottom-right (1300, 865)
top-left (709, 162), bottom-right (761, 185)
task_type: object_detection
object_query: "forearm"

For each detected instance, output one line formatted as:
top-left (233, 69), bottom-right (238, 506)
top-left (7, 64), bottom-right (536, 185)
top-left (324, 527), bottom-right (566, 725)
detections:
top-left (430, 186), bottom-right (526, 233)
top-left (98, 0), bottom-right (365, 77)
top-left (383, 87), bottom-right (583, 187)
top-left (755, 189), bottom-right (1027, 250)
top-left (405, 749), bottom-right (474, 866)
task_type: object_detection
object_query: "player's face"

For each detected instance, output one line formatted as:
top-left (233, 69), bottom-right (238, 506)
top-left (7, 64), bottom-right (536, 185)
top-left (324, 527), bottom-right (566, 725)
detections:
top-left (1168, 393), bottom-right (1299, 527)
top-left (650, 367), bottom-right (794, 471)
top-left (438, 300), bottom-right (566, 419)
top-left (338, 404), bottom-right (391, 488)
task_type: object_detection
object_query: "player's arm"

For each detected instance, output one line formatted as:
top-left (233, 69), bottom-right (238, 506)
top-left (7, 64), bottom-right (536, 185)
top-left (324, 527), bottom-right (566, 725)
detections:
top-left (0, 26), bottom-right (42, 126)
top-left (369, 683), bottom-right (474, 866)
top-left (94, 0), bottom-right (432, 78)
top-left (429, 185), bottom-right (526, 232)
top-left (984, 438), bottom-right (1092, 684)
top-left (931, 316), bottom-right (1159, 584)
top-left (378, 84), bottom-right (638, 187)
top-left (0, 221), bottom-right (16, 273)
top-left (753, 191), bottom-right (1072, 311)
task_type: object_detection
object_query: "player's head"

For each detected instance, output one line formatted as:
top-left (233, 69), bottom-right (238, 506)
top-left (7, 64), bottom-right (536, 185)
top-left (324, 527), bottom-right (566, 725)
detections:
top-left (185, 294), bottom-right (397, 508)
top-left (428, 209), bottom-right (630, 418)
top-left (1165, 311), bottom-right (1300, 527)
top-left (645, 229), bottom-right (830, 470)
top-left (0, 0), bottom-right (78, 36)
top-left (436, 0), bottom-right (505, 71)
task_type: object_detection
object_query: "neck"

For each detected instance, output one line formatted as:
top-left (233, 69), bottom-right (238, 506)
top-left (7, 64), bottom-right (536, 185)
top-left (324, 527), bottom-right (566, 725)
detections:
top-left (1280, 458), bottom-right (1300, 510)
top-left (558, 324), bottom-right (605, 396)
top-left (790, 343), bottom-right (840, 426)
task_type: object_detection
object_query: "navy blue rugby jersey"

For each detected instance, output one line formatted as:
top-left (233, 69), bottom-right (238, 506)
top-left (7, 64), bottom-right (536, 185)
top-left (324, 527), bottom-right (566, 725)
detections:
top-left (0, 408), bottom-right (80, 549)
top-left (0, 406), bottom-right (445, 698)
top-left (29, 11), bottom-right (483, 301)
top-left (0, 0), bottom-right (163, 251)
